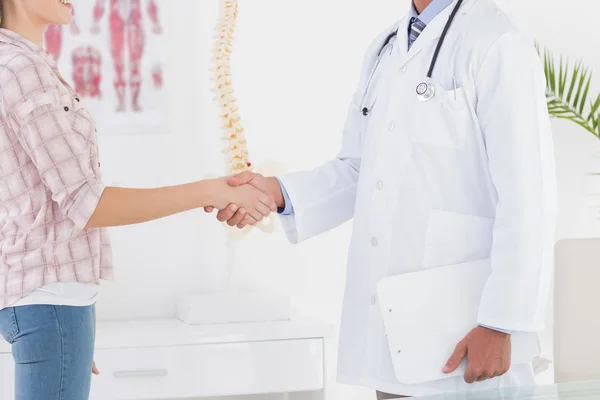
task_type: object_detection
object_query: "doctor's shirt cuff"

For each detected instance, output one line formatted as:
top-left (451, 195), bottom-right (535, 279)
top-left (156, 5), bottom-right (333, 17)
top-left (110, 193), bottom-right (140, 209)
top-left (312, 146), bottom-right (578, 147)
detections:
top-left (479, 324), bottom-right (513, 335)
top-left (275, 177), bottom-right (294, 215)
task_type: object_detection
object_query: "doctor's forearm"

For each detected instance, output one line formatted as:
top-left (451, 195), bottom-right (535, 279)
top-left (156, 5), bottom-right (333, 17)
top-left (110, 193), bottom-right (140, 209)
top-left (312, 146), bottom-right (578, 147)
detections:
top-left (473, 31), bottom-right (555, 331)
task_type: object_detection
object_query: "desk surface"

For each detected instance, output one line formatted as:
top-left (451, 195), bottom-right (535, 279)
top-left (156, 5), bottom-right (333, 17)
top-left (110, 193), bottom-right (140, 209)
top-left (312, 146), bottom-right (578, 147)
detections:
top-left (418, 380), bottom-right (600, 399)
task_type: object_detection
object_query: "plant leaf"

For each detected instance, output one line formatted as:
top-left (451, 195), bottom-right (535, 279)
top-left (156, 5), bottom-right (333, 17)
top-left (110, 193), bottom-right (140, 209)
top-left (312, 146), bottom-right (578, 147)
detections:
top-left (573, 64), bottom-right (587, 110)
top-left (566, 61), bottom-right (580, 104)
top-left (588, 93), bottom-right (600, 123)
top-left (559, 56), bottom-right (567, 95)
top-left (580, 70), bottom-right (592, 115)
top-left (540, 46), bottom-right (599, 137)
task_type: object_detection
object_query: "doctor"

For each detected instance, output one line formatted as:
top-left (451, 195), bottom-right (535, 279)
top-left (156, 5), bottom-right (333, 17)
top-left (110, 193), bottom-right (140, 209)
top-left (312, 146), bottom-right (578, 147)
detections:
top-left (207, 0), bottom-right (557, 397)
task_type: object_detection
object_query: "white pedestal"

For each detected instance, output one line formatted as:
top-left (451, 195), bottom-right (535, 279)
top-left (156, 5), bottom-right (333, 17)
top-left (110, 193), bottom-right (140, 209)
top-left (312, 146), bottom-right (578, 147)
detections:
top-left (176, 290), bottom-right (291, 325)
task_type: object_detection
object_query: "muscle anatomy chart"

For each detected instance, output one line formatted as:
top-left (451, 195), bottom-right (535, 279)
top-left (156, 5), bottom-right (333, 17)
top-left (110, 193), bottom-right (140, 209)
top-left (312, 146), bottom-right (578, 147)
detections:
top-left (91, 0), bottom-right (163, 112)
top-left (43, 0), bottom-right (168, 135)
top-left (72, 46), bottom-right (102, 99)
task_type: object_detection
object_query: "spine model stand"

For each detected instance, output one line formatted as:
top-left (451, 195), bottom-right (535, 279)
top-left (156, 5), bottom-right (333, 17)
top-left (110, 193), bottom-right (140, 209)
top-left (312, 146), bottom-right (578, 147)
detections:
top-left (211, 0), bottom-right (278, 240)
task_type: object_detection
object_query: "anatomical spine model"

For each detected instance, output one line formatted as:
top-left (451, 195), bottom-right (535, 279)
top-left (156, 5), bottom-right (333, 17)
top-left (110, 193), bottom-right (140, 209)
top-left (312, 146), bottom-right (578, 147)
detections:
top-left (91, 0), bottom-right (162, 112)
top-left (211, 0), bottom-right (280, 239)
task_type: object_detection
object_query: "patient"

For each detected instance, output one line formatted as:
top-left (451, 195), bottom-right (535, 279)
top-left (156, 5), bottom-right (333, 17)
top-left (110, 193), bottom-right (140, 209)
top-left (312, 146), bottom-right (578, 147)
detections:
top-left (0, 2), bottom-right (276, 399)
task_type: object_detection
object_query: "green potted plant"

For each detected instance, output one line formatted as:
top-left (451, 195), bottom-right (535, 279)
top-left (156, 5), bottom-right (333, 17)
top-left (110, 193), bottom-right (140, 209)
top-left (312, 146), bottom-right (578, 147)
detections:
top-left (538, 45), bottom-right (600, 138)
top-left (539, 45), bottom-right (600, 225)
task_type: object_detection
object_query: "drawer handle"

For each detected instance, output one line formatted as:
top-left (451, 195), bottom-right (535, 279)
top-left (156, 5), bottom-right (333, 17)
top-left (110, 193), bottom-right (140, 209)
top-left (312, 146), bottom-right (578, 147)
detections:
top-left (113, 369), bottom-right (168, 379)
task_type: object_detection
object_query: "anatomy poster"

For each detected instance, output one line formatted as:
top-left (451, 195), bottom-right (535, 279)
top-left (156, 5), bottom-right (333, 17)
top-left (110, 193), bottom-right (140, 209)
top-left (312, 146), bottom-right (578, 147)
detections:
top-left (44, 0), bottom-right (168, 135)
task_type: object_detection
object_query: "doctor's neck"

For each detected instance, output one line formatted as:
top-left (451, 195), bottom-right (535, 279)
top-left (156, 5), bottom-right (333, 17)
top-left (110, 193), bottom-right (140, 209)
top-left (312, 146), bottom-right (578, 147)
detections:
top-left (413, 0), bottom-right (434, 14)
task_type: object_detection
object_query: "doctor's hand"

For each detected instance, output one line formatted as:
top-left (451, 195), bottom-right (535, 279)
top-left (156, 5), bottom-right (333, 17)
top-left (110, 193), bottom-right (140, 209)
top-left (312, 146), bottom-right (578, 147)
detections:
top-left (443, 326), bottom-right (511, 383)
top-left (204, 172), bottom-right (284, 229)
top-left (211, 177), bottom-right (277, 222)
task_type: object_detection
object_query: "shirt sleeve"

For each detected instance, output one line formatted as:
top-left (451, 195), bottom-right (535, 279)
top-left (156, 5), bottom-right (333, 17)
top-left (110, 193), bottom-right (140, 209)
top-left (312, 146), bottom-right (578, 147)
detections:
top-left (4, 64), bottom-right (104, 229)
top-left (478, 324), bottom-right (512, 335)
top-left (275, 177), bottom-right (295, 215)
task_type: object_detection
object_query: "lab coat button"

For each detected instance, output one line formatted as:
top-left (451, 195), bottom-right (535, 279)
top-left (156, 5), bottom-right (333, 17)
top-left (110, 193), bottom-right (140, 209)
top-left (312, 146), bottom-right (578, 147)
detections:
top-left (371, 237), bottom-right (378, 247)
top-left (389, 121), bottom-right (395, 131)
top-left (376, 180), bottom-right (383, 190)
top-left (400, 65), bottom-right (407, 73)
top-left (371, 296), bottom-right (377, 305)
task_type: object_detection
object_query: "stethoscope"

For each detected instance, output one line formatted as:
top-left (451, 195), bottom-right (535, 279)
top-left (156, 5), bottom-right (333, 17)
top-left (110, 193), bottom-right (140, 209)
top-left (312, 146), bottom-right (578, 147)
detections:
top-left (362, 0), bottom-right (464, 114)
top-left (415, 0), bottom-right (463, 101)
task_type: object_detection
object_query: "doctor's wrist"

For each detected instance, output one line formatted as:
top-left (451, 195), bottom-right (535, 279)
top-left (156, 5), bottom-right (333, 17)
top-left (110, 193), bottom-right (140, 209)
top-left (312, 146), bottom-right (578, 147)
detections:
top-left (266, 177), bottom-right (285, 209)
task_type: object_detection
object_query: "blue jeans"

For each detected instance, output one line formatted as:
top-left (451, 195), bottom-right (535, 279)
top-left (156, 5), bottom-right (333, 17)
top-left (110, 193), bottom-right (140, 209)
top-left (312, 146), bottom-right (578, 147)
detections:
top-left (0, 305), bottom-right (96, 400)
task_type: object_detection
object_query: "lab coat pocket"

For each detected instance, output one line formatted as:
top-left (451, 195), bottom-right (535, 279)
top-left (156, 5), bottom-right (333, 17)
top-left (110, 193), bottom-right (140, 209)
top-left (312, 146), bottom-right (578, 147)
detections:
top-left (423, 209), bottom-right (494, 268)
top-left (409, 85), bottom-right (470, 150)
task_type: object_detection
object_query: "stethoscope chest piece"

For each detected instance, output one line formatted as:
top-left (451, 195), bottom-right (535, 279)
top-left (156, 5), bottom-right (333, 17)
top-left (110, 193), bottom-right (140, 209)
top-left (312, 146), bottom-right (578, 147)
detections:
top-left (416, 78), bottom-right (435, 102)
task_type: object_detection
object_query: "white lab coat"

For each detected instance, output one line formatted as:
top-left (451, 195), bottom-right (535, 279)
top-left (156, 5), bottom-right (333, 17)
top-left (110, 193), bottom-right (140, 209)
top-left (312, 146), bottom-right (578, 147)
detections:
top-left (277, 0), bottom-right (557, 396)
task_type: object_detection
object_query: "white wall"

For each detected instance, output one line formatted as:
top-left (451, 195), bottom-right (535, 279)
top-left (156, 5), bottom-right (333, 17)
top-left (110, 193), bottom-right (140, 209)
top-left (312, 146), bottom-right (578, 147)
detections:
top-left (94, 0), bottom-right (226, 320)
top-left (92, 0), bottom-right (600, 399)
top-left (94, 0), bottom-right (402, 321)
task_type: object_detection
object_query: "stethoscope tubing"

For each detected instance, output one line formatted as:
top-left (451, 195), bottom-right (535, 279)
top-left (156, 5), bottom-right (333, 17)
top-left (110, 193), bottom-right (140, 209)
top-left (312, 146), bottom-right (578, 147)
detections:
top-left (362, 0), bottom-right (465, 108)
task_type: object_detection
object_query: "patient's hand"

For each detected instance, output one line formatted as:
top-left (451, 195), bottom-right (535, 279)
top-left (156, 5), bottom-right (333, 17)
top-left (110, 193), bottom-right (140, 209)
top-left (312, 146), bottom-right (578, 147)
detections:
top-left (205, 172), bottom-right (283, 228)
top-left (211, 177), bottom-right (276, 222)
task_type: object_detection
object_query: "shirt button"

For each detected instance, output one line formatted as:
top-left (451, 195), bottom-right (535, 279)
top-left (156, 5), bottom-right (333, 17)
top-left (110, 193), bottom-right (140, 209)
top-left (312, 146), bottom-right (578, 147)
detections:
top-left (63, 106), bottom-right (69, 112)
top-left (376, 180), bottom-right (383, 190)
top-left (371, 296), bottom-right (377, 305)
top-left (389, 121), bottom-right (396, 131)
top-left (400, 65), bottom-right (407, 73)
top-left (75, 97), bottom-right (80, 102)
top-left (371, 237), bottom-right (378, 247)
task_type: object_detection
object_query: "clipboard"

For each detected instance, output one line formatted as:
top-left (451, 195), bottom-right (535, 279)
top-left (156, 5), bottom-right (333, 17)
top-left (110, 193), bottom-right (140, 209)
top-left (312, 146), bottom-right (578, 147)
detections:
top-left (376, 259), bottom-right (540, 385)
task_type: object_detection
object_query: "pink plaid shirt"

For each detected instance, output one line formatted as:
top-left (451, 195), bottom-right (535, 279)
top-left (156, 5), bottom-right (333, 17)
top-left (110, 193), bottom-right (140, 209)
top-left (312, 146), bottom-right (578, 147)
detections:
top-left (0, 29), bottom-right (113, 309)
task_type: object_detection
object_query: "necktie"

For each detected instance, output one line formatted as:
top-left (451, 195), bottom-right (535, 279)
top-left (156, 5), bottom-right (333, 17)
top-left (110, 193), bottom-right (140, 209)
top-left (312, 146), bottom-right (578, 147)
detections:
top-left (408, 17), bottom-right (427, 49)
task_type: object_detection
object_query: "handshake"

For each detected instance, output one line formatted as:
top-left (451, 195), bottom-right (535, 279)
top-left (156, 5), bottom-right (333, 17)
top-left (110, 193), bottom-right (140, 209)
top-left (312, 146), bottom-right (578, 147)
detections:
top-left (205, 171), bottom-right (285, 229)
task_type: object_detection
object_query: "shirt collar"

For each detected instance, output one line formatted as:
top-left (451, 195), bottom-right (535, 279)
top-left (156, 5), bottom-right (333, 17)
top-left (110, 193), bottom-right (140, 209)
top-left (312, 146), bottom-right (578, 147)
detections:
top-left (409, 0), bottom-right (455, 25)
top-left (0, 28), bottom-right (57, 68)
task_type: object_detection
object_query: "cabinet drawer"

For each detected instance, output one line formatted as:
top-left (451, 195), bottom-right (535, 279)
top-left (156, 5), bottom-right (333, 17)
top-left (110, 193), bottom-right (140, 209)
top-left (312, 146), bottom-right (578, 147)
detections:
top-left (0, 354), bottom-right (14, 400)
top-left (90, 338), bottom-right (323, 399)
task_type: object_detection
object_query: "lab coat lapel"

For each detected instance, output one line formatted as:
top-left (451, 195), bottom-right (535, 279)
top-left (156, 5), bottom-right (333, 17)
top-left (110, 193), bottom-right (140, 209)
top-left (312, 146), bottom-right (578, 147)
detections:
top-left (394, 0), bottom-right (413, 58)
top-left (398, 0), bottom-right (474, 66)
top-left (394, 16), bottom-right (410, 57)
